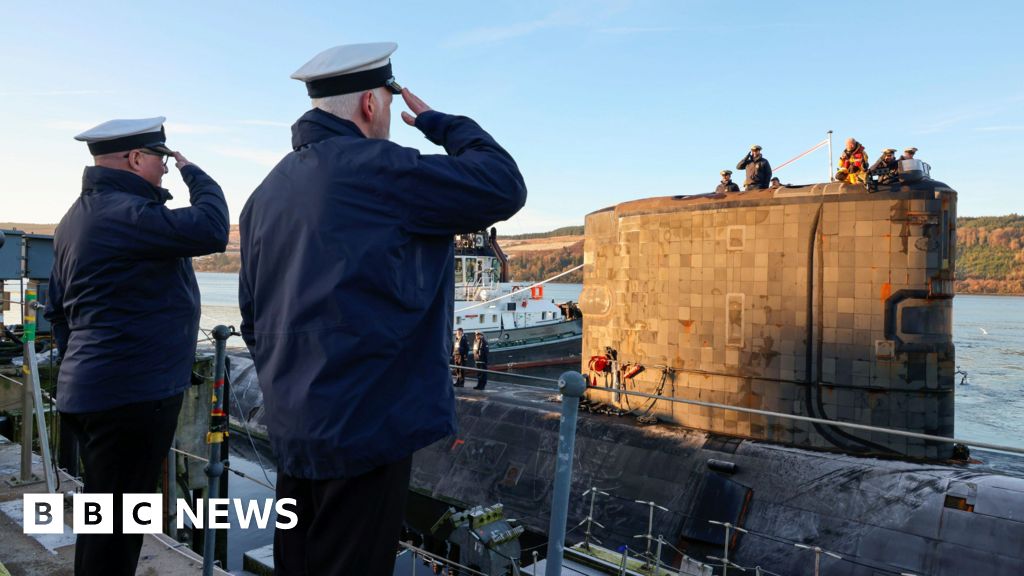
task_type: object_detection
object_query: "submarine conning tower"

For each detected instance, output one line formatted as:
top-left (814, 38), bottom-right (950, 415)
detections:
top-left (579, 180), bottom-right (957, 459)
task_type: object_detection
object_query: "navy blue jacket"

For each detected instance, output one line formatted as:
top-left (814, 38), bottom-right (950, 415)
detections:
top-left (45, 165), bottom-right (229, 413)
top-left (238, 108), bottom-right (526, 479)
top-left (737, 153), bottom-right (773, 190)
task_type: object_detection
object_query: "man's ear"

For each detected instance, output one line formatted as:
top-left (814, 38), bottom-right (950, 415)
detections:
top-left (126, 150), bottom-right (142, 171)
top-left (360, 90), bottom-right (376, 123)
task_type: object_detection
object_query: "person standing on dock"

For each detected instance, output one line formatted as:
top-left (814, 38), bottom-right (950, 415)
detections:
top-left (238, 42), bottom-right (526, 576)
top-left (715, 170), bottom-right (740, 193)
top-left (44, 117), bottom-right (229, 576)
top-left (473, 331), bottom-right (489, 390)
top-left (736, 144), bottom-right (772, 190)
top-left (453, 327), bottom-right (469, 387)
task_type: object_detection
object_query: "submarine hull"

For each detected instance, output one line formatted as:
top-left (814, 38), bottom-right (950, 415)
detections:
top-left (412, 383), bottom-right (1024, 575)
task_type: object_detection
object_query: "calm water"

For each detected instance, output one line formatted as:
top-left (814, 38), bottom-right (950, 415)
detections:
top-left (950, 295), bottom-right (1024, 447)
top-left (196, 273), bottom-right (1024, 569)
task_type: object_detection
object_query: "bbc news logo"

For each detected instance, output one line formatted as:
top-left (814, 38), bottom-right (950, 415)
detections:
top-left (23, 494), bottom-right (298, 534)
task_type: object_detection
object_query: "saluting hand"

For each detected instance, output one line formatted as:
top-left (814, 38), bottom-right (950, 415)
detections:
top-left (400, 88), bottom-right (433, 126)
top-left (172, 151), bottom-right (193, 170)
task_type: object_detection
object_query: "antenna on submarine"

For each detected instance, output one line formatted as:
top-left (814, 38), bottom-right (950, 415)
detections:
top-left (578, 486), bottom-right (608, 550)
top-left (634, 500), bottom-right (669, 566)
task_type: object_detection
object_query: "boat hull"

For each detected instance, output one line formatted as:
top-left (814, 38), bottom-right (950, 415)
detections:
top-left (473, 318), bottom-right (583, 368)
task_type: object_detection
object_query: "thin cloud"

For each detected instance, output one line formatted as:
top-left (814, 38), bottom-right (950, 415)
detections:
top-left (445, 0), bottom-right (632, 47)
top-left (0, 89), bottom-right (117, 97)
top-left (45, 120), bottom-right (231, 135)
top-left (596, 26), bottom-right (678, 35)
top-left (239, 120), bottom-right (292, 128)
top-left (445, 17), bottom-right (561, 47)
top-left (917, 93), bottom-right (1024, 134)
top-left (165, 122), bottom-right (230, 135)
top-left (213, 146), bottom-right (285, 167)
top-left (46, 120), bottom-right (95, 132)
top-left (976, 125), bottom-right (1024, 132)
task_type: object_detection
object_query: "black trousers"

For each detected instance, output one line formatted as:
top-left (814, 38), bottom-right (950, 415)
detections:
top-left (274, 456), bottom-right (412, 576)
top-left (475, 361), bottom-right (488, 389)
top-left (61, 393), bottom-right (184, 576)
top-left (453, 356), bottom-right (466, 386)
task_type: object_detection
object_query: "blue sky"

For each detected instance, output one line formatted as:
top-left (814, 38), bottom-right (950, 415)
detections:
top-left (2, 1), bottom-right (1022, 233)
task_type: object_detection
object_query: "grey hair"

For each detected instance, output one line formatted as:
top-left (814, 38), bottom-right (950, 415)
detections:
top-left (312, 89), bottom-right (382, 120)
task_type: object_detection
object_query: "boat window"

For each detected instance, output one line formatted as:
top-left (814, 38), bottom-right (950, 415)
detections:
top-left (492, 315), bottom-right (497, 323)
top-left (479, 315), bottom-right (485, 324)
top-left (454, 258), bottom-right (464, 284)
top-left (455, 317), bottom-right (461, 325)
top-left (465, 258), bottom-right (478, 284)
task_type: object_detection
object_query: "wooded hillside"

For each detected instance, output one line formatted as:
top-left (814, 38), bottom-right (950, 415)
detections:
top-left (955, 214), bottom-right (1024, 294)
top-left (7, 218), bottom-right (1024, 294)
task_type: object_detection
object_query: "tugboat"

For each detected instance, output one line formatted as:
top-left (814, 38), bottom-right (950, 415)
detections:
top-left (453, 228), bottom-right (582, 369)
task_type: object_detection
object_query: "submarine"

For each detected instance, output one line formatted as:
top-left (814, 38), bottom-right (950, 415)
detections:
top-left (408, 176), bottom-right (1024, 575)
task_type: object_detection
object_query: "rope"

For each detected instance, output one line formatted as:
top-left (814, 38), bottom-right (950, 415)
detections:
top-left (397, 541), bottom-right (489, 576)
top-left (448, 363), bottom-right (1024, 456)
top-left (0, 368), bottom-right (57, 403)
top-left (583, 384), bottom-right (1024, 457)
top-left (170, 446), bottom-right (275, 491)
top-left (455, 264), bottom-right (584, 313)
top-left (227, 382), bottom-right (276, 490)
top-left (773, 138), bottom-right (830, 173)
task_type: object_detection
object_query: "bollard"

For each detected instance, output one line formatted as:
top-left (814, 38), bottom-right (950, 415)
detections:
top-left (545, 371), bottom-right (587, 576)
top-left (203, 325), bottom-right (233, 576)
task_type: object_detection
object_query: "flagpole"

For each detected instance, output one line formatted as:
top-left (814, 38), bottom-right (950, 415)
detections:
top-left (827, 130), bottom-right (834, 181)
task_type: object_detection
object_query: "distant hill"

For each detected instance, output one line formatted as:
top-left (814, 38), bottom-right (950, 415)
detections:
top-left (0, 223), bottom-right (57, 235)
top-left (504, 237), bottom-right (583, 283)
top-left (9, 218), bottom-right (1024, 294)
top-left (499, 226), bottom-right (584, 240)
top-left (955, 214), bottom-right (1024, 294)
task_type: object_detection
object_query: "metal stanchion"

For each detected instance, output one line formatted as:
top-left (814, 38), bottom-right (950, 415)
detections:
top-left (708, 520), bottom-right (748, 576)
top-left (544, 371), bottom-right (586, 576)
top-left (12, 286), bottom-right (54, 491)
top-left (203, 325), bottom-right (233, 576)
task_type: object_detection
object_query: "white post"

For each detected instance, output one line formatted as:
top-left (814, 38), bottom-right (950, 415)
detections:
top-left (27, 341), bottom-right (55, 492)
top-left (827, 130), bottom-right (834, 182)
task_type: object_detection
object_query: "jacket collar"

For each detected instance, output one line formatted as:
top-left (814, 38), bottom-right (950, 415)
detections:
top-left (81, 166), bottom-right (172, 203)
top-left (291, 108), bottom-right (366, 150)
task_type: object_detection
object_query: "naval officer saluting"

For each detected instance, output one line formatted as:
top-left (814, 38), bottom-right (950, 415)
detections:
top-left (239, 42), bottom-right (526, 575)
top-left (45, 117), bottom-right (229, 575)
